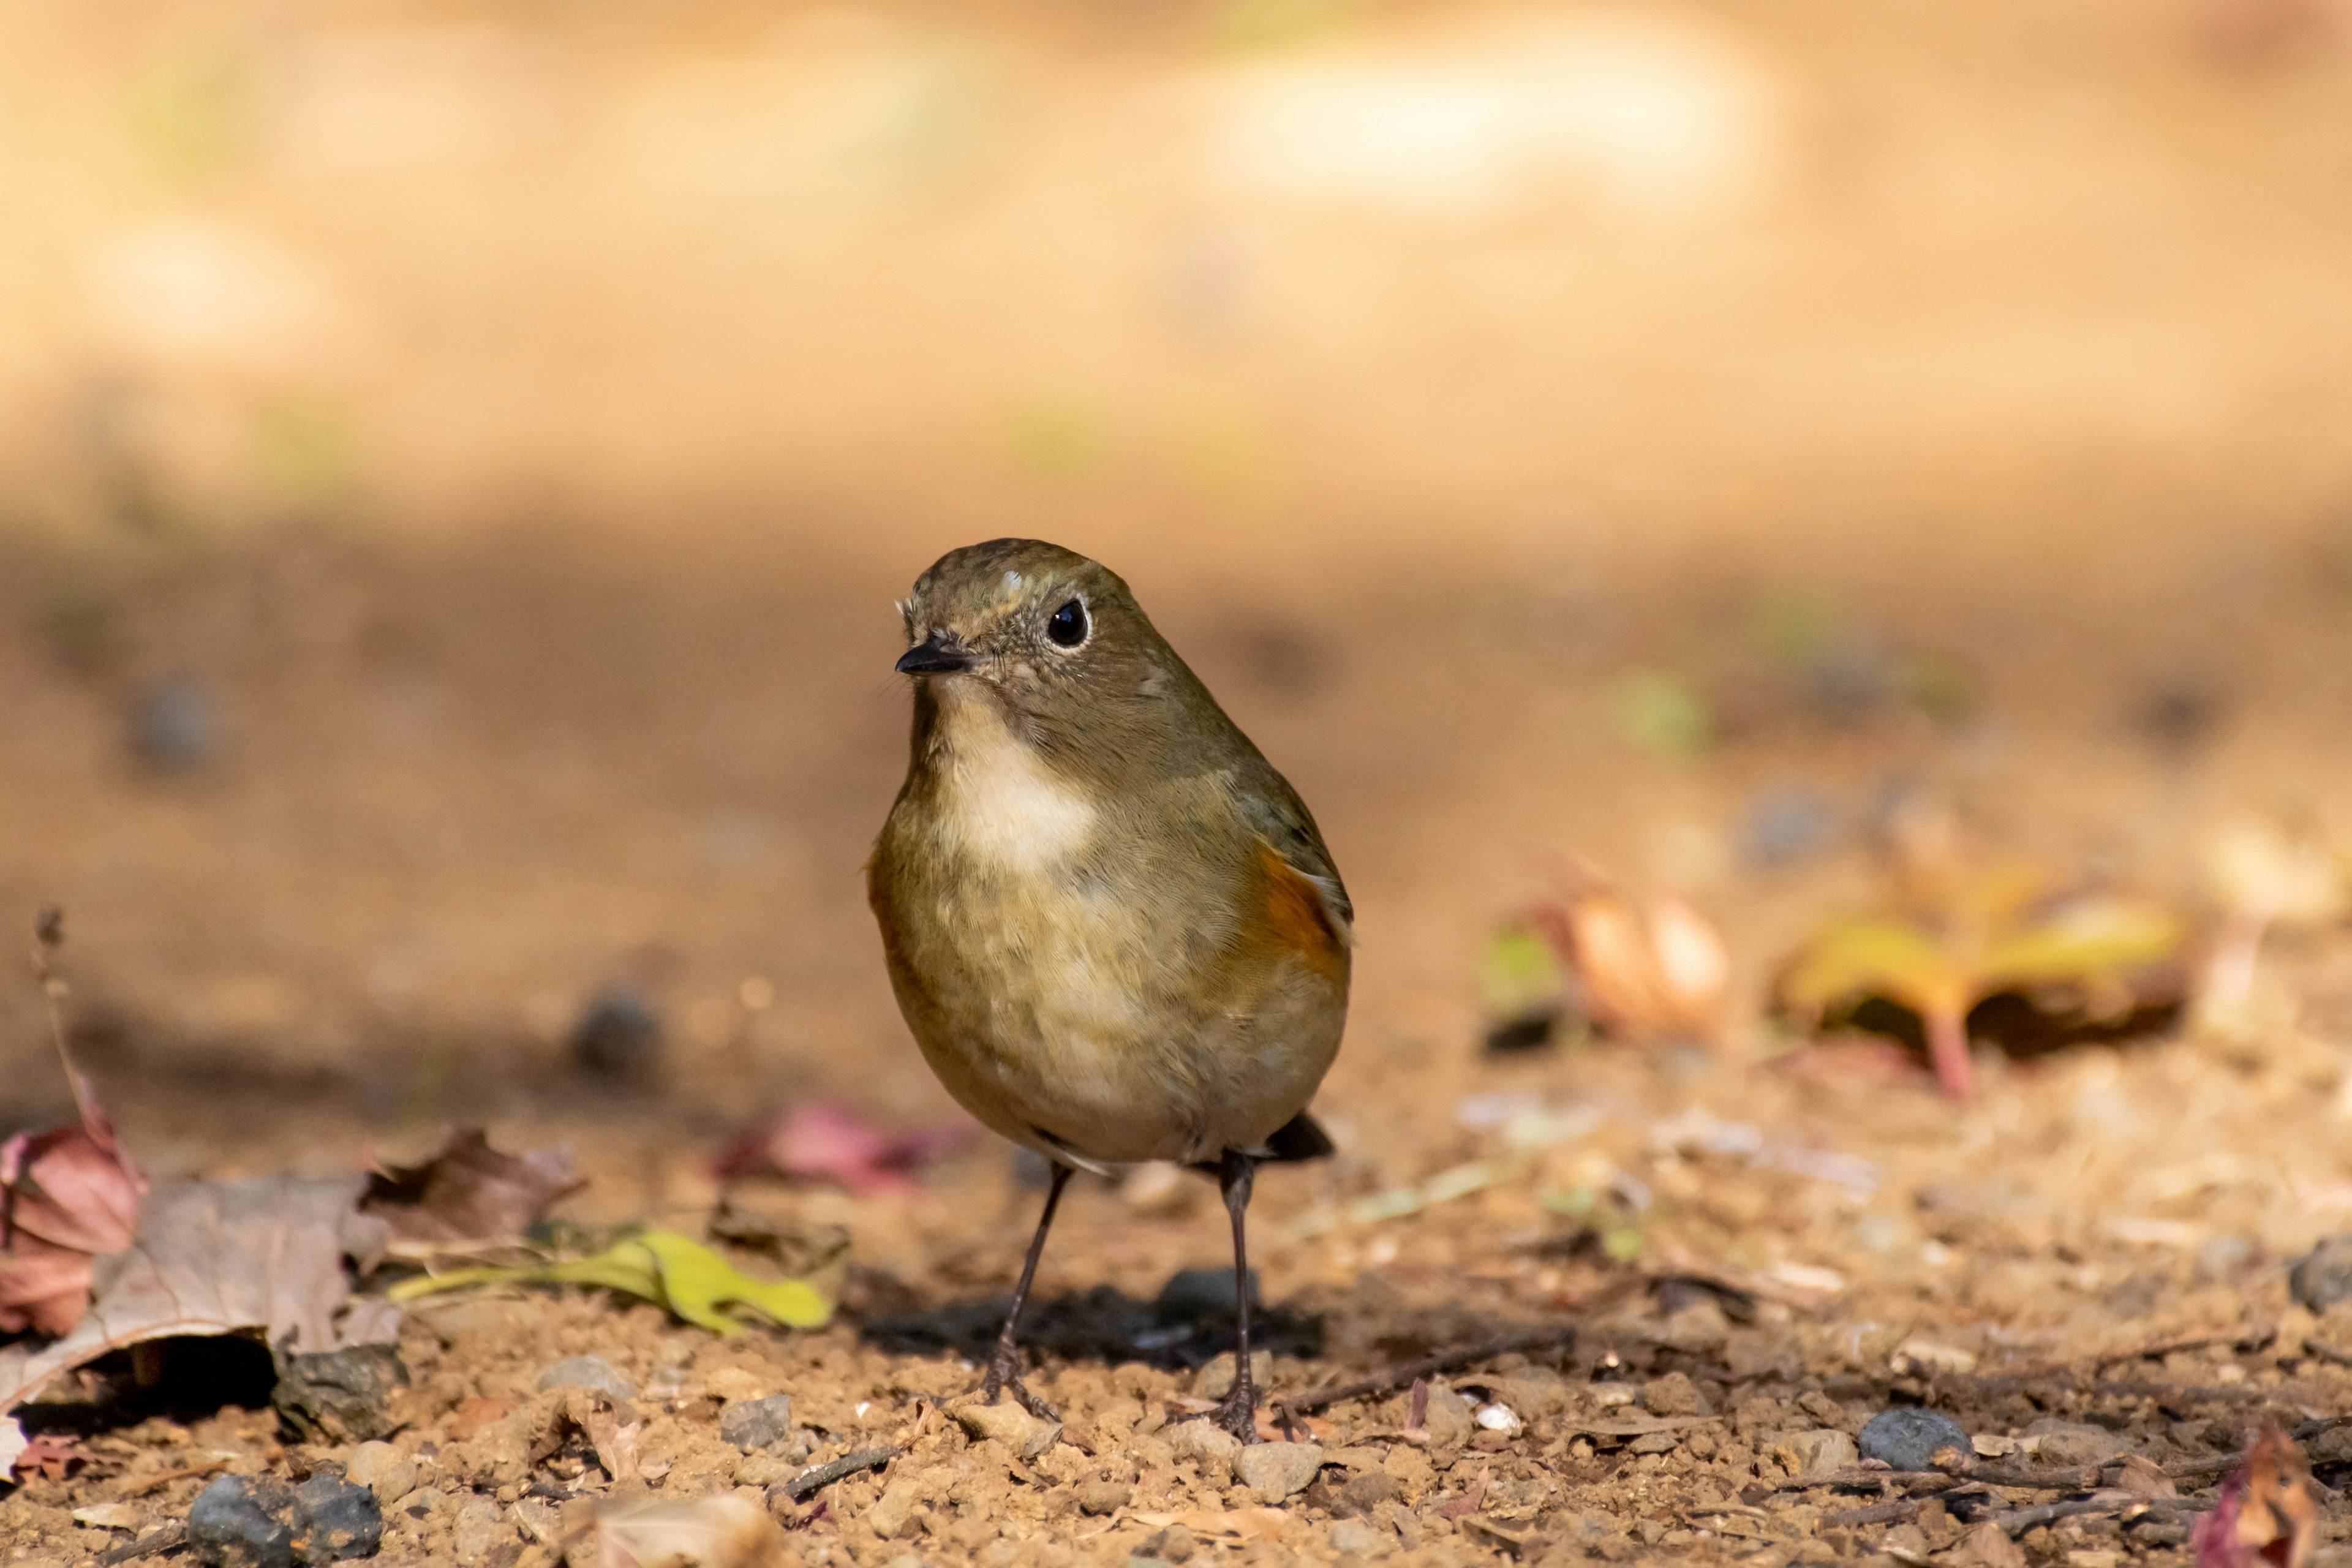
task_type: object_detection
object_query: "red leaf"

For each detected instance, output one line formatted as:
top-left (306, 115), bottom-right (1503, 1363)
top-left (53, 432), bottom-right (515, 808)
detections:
top-left (8, 1432), bottom-right (88, 1482)
top-left (714, 1103), bottom-right (973, 1195)
top-left (2195, 1427), bottom-right (2315, 1568)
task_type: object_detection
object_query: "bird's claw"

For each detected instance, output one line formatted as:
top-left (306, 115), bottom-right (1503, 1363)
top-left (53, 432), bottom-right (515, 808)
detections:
top-left (980, 1343), bottom-right (1060, 1422)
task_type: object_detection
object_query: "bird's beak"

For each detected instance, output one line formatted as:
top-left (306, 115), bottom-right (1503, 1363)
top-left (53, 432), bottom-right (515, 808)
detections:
top-left (895, 631), bottom-right (973, 675)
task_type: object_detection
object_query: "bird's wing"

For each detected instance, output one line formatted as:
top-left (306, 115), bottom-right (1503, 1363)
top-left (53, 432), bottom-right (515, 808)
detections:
top-left (1231, 762), bottom-right (1353, 944)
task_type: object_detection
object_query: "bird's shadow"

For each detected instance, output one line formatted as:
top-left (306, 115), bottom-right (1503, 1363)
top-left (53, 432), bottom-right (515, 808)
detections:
top-left (855, 1270), bottom-right (1322, 1372)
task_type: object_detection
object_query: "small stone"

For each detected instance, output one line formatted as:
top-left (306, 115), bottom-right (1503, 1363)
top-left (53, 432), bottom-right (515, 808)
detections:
top-left (867, 1479), bottom-right (924, 1540)
top-left (1950, 1520), bottom-right (2029, 1568)
top-left (273, 1344), bottom-right (410, 1444)
top-left (342, 1442), bottom-right (417, 1507)
top-left (2026, 1420), bottom-right (2127, 1467)
top-left (718, 1393), bottom-right (795, 1453)
top-left (451, 1499), bottom-right (510, 1565)
top-left (394, 1487), bottom-right (447, 1525)
top-left (187, 1476), bottom-right (303, 1568)
top-left (572, 986), bottom-right (663, 1080)
top-left (2291, 1237), bottom-right (2352, 1313)
top-left (1492, 1367), bottom-right (1568, 1418)
top-left (1076, 1480), bottom-right (1131, 1516)
top-left (1166, 1420), bottom-right (1242, 1473)
top-left (132, 676), bottom-right (224, 773)
top-left (1420, 1384), bottom-right (1473, 1447)
top-left (1191, 1349), bottom-right (1273, 1401)
top-left (733, 1451), bottom-right (789, 1487)
top-left (1773, 1429), bottom-right (1857, 1477)
top-left (954, 1399), bottom-right (1061, 1460)
top-left (510, 1498), bottom-right (562, 1547)
top-left (1234, 1441), bottom-right (1322, 1501)
top-left (1330, 1517), bottom-right (1393, 1557)
top-left (537, 1355), bottom-right (638, 1403)
top-left (74, 1503), bottom-right (140, 1532)
top-left (1857, 1408), bottom-right (1971, 1471)
top-left (293, 1475), bottom-right (383, 1563)
top-left (1340, 1469), bottom-right (1400, 1513)
top-left (1473, 1402), bottom-right (1521, 1434)
top-left (1640, 1372), bottom-right (1705, 1417)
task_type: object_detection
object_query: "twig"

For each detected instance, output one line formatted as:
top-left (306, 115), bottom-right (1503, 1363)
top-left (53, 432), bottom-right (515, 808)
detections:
top-left (97, 1525), bottom-right (186, 1566)
top-left (1991, 1494), bottom-right (2200, 1537)
top-left (781, 1447), bottom-right (897, 1501)
top-left (1278, 1325), bottom-right (1578, 1419)
top-left (126, 1455), bottom-right (233, 1496)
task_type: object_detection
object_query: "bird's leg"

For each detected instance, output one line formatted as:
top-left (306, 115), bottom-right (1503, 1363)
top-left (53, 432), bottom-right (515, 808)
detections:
top-left (981, 1161), bottom-right (1071, 1420)
top-left (1207, 1148), bottom-right (1260, 1444)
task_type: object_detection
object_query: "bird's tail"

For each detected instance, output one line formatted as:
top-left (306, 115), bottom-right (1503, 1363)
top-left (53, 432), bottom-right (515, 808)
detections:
top-left (1259, 1109), bottom-right (1335, 1163)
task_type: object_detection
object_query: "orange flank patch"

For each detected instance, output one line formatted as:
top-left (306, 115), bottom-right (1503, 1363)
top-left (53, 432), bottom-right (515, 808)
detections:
top-left (1252, 841), bottom-right (1348, 980)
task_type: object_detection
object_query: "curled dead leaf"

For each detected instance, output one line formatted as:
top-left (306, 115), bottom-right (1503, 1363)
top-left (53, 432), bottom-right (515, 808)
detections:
top-left (362, 1128), bottom-right (584, 1250)
top-left (2194, 1426), bottom-right (2314, 1568)
top-left (1, 1080), bottom-right (147, 1337)
top-left (1525, 871), bottom-right (1727, 1045)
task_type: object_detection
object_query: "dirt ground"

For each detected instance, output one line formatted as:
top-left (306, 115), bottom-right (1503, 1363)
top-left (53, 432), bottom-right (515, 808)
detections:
top-left (6, 511), bottom-right (2352, 1568)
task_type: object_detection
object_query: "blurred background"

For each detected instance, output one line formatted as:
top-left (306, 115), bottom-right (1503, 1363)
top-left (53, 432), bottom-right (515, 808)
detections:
top-left (5, 0), bottom-right (2352, 1193)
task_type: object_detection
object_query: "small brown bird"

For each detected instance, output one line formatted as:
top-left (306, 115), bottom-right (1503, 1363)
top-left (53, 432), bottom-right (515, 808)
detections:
top-left (869, 539), bottom-right (1351, 1439)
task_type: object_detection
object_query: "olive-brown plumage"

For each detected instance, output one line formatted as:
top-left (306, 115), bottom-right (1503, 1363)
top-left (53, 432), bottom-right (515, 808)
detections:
top-left (868, 538), bottom-right (1350, 1438)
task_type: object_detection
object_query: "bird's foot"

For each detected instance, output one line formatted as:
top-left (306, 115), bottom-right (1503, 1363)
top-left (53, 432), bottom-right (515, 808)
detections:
top-left (1172, 1382), bottom-right (1259, 1444)
top-left (979, 1343), bottom-right (1060, 1422)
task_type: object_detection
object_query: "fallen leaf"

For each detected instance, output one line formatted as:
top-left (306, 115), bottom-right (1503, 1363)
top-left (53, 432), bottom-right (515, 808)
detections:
top-left (9, 1432), bottom-right (89, 1482)
top-left (1433, 1468), bottom-right (1491, 1520)
top-left (567, 1491), bottom-right (791, 1568)
top-left (532, 1389), bottom-right (642, 1483)
top-left (362, 1128), bottom-right (584, 1248)
top-left (72, 1502), bottom-right (140, 1531)
top-left (0, 1177), bottom-right (386, 1441)
top-left (2115, 1453), bottom-right (2179, 1500)
top-left (1773, 863), bottom-right (2187, 1098)
top-left (1, 1076), bottom-right (147, 1337)
top-left (712, 1102), bottom-right (972, 1196)
top-left (2194, 1426), bottom-right (2314, 1568)
top-left (386, 1228), bottom-right (836, 1333)
top-left (1526, 871), bottom-right (1727, 1045)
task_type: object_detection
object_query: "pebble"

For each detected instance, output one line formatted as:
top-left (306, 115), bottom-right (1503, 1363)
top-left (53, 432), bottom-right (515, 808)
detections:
top-left (1340, 1469), bottom-right (1400, 1513)
top-left (1166, 1420), bottom-right (1242, 1473)
top-left (1858, 1408), bottom-right (1971, 1470)
top-left (954, 1399), bottom-right (1061, 1460)
top-left (187, 1474), bottom-right (382, 1568)
top-left (1076, 1480), bottom-right (1131, 1515)
top-left (2291, 1236), bottom-right (2352, 1313)
top-left (537, 1355), bottom-right (638, 1403)
top-left (451, 1499), bottom-right (510, 1565)
top-left (394, 1487), bottom-right (447, 1527)
top-left (867, 1479), bottom-right (924, 1540)
top-left (1330, 1517), bottom-right (1393, 1558)
top-left (1474, 1403), bottom-right (1521, 1434)
top-left (132, 676), bottom-right (222, 773)
top-left (1234, 1441), bottom-right (1322, 1501)
top-left (1641, 1373), bottom-right (1705, 1416)
top-left (511, 1498), bottom-right (562, 1547)
top-left (1191, 1350), bottom-right (1272, 1401)
top-left (1421, 1384), bottom-right (1473, 1447)
top-left (188, 1475), bottom-right (303, 1568)
top-left (272, 1344), bottom-right (410, 1444)
top-left (571, 986), bottom-right (663, 1080)
top-left (2026, 1420), bottom-right (2127, 1466)
top-left (1774, 1429), bottom-right (1856, 1477)
top-left (718, 1393), bottom-right (795, 1453)
top-left (293, 1477), bottom-right (382, 1564)
top-left (341, 1441), bottom-right (416, 1507)
top-left (733, 1452), bottom-right (790, 1487)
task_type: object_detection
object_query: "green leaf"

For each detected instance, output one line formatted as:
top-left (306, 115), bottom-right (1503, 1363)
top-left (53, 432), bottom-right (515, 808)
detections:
top-left (385, 1229), bottom-right (835, 1333)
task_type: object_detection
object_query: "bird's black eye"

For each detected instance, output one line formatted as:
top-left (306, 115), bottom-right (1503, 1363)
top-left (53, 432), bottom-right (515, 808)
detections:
top-left (1046, 598), bottom-right (1088, 649)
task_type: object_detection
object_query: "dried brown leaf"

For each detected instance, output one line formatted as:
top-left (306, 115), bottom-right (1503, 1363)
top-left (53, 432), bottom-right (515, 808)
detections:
top-left (363, 1128), bottom-right (584, 1247)
top-left (569, 1491), bottom-right (791, 1568)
